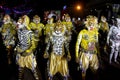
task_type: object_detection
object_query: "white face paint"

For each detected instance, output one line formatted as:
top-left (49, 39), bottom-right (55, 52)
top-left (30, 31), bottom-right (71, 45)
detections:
top-left (33, 19), bottom-right (40, 24)
top-left (65, 17), bottom-right (71, 22)
top-left (117, 18), bottom-right (120, 28)
top-left (47, 18), bottom-right (53, 24)
top-left (87, 23), bottom-right (94, 30)
top-left (18, 24), bottom-right (24, 29)
top-left (55, 30), bottom-right (61, 34)
top-left (54, 25), bottom-right (63, 35)
top-left (17, 18), bottom-right (22, 24)
top-left (101, 17), bottom-right (106, 23)
top-left (3, 17), bottom-right (10, 24)
top-left (53, 29), bottom-right (63, 36)
top-left (101, 18), bottom-right (106, 22)
top-left (47, 19), bottom-right (50, 24)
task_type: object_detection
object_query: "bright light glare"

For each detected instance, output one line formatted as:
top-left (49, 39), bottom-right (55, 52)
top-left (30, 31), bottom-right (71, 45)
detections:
top-left (76, 5), bottom-right (81, 10)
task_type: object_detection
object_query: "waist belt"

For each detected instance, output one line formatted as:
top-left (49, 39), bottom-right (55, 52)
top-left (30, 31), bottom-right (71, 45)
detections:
top-left (81, 49), bottom-right (96, 54)
top-left (20, 52), bottom-right (32, 57)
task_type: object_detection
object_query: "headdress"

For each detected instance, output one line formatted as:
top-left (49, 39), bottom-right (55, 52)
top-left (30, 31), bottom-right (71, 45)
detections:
top-left (33, 15), bottom-right (40, 23)
top-left (3, 14), bottom-right (11, 23)
top-left (101, 16), bottom-right (106, 22)
top-left (22, 15), bottom-right (30, 30)
top-left (52, 22), bottom-right (65, 36)
top-left (84, 15), bottom-right (98, 28)
top-left (33, 15), bottom-right (40, 20)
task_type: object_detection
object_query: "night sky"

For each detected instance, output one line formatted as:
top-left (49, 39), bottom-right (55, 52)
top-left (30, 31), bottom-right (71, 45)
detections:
top-left (0, 0), bottom-right (118, 9)
top-left (0, 0), bottom-right (119, 18)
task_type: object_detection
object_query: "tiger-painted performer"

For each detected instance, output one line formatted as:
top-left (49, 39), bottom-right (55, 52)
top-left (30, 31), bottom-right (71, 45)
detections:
top-left (62, 14), bottom-right (73, 47)
top-left (99, 16), bottom-right (109, 53)
top-left (44, 17), bottom-right (55, 44)
top-left (75, 15), bottom-right (99, 80)
top-left (44, 22), bottom-right (71, 80)
top-left (14, 15), bottom-right (40, 80)
top-left (29, 15), bottom-right (44, 48)
top-left (0, 14), bottom-right (16, 64)
top-left (107, 18), bottom-right (120, 64)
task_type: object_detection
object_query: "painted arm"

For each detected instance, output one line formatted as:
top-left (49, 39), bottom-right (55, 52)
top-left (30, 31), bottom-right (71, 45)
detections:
top-left (107, 26), bottom-right (113, 44)
top-left (25, 32), bottom-right (36, 53)
top-left (75, 31), bottom-right (82, 59)
top-left (44, 37), bottom-right (51, 59)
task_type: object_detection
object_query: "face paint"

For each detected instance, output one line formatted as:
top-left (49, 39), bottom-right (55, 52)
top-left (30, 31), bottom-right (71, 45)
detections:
top-left (87, 23), bottom-right (94, 30)
top-left (55, 31), bottom-right (60, 34)
top-left (54, 24), bottom-right (63, 35)
top-left (3, 18), bottom-right (6, 23)
top-left (47, 19), bottom-right (50, 24)
top-left (33, 19), bottom-right (40, 24)
top-left (18, 24), bottom-right (24, 29)
top-left (3, 17), bottom-right (10, 24)
top-left (102, 19), bottom-right (106, 22)
top-left (47, 18), bottom-right (53, 24)
top-left (101, 16), bottom-right (106, 23)
top-left (3, 14), bottom-right (11, 24)
top-left (117, 18), bottom-right (120, 28)
top-left (18, 18), bottom-right (23, 24)
top-left (65, 17), bottom-right (71, 22)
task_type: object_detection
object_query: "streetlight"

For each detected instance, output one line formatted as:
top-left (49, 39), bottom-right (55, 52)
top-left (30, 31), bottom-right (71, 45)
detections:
top-left (74, 4), bottom-right (83, 18)
top-left (76, 5), bottom-right (81, 11)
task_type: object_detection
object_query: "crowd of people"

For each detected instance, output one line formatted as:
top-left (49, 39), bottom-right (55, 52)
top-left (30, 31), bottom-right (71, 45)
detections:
top-left (0, 12), bottom-right (120, 80)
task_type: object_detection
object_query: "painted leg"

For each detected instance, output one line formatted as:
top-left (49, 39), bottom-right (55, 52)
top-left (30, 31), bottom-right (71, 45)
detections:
top-left (33, 68), bottom-right (39, 80)
top-left (18, 67), bottom-right (24, 80)
top-left (6, 46), bottom-right (13, 64)
top-left (63, 76), bottom-right (68, 80)
top-left (109, 48), bottom-right (114, 64)
top-left (82, 70), bottom-right (86, 80)
top-left (48, 76), bottom-right (53, 80)
top-left (114, 51), bottom-right (119, 63)
top-left (7, 51), bottom-right (11, 64)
